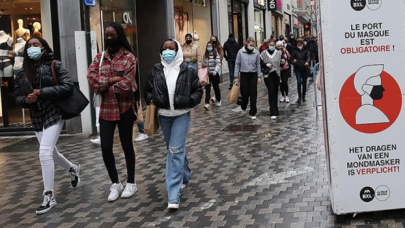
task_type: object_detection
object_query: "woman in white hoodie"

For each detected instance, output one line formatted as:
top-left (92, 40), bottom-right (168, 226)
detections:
top-left (144, 39), bottom-right (203, 210)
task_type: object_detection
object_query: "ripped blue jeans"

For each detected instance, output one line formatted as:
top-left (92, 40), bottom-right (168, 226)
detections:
top-left (159, 112), bottom-right (191, 203)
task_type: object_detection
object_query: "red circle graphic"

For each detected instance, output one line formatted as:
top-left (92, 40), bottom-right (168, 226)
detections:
top-left (339, 71), bottom-right (402, 134)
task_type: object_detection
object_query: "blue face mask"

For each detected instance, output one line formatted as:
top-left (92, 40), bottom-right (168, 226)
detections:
top-left (207, 47), bottom-right (213, 52)
top-left (162, 49), bottom-right (176, 63)
top-left (268, 46), bottom-right (275, 51)
top-left (27, 47), bottom-right (43, 60)
top-left (247, 46), bottom-right (254, 51)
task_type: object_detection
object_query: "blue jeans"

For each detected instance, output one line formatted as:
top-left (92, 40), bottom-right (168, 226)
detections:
top-left (227, 60), bottom-right (235, 84)
top-left (137, 121), bottom-right (144, 134)
top-left (295, 70), bottom-right (308, 98)
top-left (188, 62), bottom-right (197, 71)
top-left (159, 112), bottom-right (191, 203)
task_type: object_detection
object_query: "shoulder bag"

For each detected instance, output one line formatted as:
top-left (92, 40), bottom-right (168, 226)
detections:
top-left (51, 60), bottom-right (89, 119)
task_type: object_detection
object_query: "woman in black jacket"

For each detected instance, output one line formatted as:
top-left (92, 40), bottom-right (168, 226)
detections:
top-left (291, 38), bottom-right (311, 103)
top-left (144, 39), bottom-right (202, 210)
top-left (14, 37), bottom-right (80, 215)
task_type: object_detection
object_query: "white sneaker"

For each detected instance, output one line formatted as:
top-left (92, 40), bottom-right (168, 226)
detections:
top-left (215, 101), bottom-right (222, 107)
top-left (232, 106), bottom-right (243, 112)
top-left (168, 202), bottom-right (180, 209)
top-left (36, 193), bottom-right (57, 215)
top-left (251, 116), bottom-right (257, 120)
top-left (285, 96), bottom-right (290, 103)
top-left (204, 104), bottom-right (210, 110)
top-left (181, 184), bottom-right (187, 189)
top-left (271, 116), bottom-right (277, 120)
top-left (121, 183), bottom-right (137, 198)
top-left (90, 136), bottom-right (101, 145)
top-left (134, 133), bottom-right (148, 142)
top-left (279, 96), bottom-right (286, 103)
top-left (108, 183), bottom-right (124, 202)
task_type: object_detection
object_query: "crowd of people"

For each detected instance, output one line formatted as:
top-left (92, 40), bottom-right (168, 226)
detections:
top-left (14, 19), bottom-right (318, 214)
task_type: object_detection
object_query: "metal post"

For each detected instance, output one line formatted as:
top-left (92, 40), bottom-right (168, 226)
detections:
top-left (313, 63), bottom-right (319, 110)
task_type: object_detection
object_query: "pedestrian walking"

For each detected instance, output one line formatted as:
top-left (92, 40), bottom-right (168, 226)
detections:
top-left (233, 36), bottom-right (261, 120)
top-left (182, 33), bottom-right (201, 71)
top-left (260, 39), bottom-right (282, 120)
top-left (223, 33), bottom-right (240, 90)
top-left (144, 39), bottom-right (202, 210)
top-left (276, 40), bottom-right (291, 103)
top-left (289, 32), bottom-right (297, 47)
top-left (291, 38), bottom-right (311, 103)
top-left (259, 39), bottom-right (268, 53)
top-left (14, 37), bottom-right (81, 215)
top-left (209, 35), bottom-right (223, 103)
top-left (134, 121), bottom-right (148, 141)
top-left (202, 41), bottom-right (221, 110)
top-left (87, 22), bottom-right (138, 202)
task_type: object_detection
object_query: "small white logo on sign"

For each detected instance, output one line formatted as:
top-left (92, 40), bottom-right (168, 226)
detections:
top-left (123, 12), bottom-right (132, 24)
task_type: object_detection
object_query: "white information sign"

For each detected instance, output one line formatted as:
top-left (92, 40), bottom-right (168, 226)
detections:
top-left (320, 0), bottom-right (405, 214)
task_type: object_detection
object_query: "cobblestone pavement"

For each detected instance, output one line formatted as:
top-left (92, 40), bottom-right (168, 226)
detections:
top-left (1, 77), bottom-right (405, 228)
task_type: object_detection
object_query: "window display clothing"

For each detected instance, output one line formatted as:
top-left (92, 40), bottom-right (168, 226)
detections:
top-left (0, 30), bottom-right (13, 77)
top-left (14, 38), bottom-right (26, 76)
top-left (15, 19), bottom-right (30, 41)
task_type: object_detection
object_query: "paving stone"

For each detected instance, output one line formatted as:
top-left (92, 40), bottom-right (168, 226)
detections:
top-left (1, 79), bottom-right (405, 227)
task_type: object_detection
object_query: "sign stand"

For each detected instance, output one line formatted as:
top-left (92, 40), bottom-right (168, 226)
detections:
top-left (319, 0), bottom-right (405, 215)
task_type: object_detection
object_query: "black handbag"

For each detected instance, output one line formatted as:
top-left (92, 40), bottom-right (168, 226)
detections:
top-left (261, 66), bottom-right (270, 75)
top-left (51, 60), bottom-right (89, 120)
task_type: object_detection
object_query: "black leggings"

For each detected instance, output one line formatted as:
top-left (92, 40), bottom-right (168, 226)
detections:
top-left (205, 73), bottom-right (221, 104)
top-left (100, 108), bottom-right (136, 184)
top-left (280, 70), bottom-right (289, 97)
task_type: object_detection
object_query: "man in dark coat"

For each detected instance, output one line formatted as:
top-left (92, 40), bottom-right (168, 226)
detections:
top-left (223, 33), bottom-right (241, 89)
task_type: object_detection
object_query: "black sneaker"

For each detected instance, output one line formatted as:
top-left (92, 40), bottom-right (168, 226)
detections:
top-left (36, 193), bottom-right (57, 215)
top-left (69, 163), bottom-right (81, 188)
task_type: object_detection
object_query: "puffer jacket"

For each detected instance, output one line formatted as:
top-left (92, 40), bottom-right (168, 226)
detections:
top-left (14, 54), bottom-right (73, 109)
top-left (203, 53), bottom-right (221, 75)
top-left (223, 37), bottom-right (240, 61)
top-left (144, 62), bottom-right (203, 109)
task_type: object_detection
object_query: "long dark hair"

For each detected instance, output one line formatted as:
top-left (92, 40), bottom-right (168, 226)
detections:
top-left (104, 22), bottom-right (133, 53)
top-left (22, 37), bottom-right (54, 85)
top-left (210, 35), bottom-right (222, 50)
top-left (204, 41), bottom-right (218, 59)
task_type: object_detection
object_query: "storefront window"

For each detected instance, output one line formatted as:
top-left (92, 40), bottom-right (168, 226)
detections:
top-left (174, 0), bottom-right (212, 48)
top-left (100, 0), bottom-right (137, 55)
top-left (0, 0), bottom-right (51, 129)
top-left (254, 9), bottom-right (264, 46)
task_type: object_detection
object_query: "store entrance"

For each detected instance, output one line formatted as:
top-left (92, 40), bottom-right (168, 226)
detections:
top-left (0, 0), bottom-right (54, 132)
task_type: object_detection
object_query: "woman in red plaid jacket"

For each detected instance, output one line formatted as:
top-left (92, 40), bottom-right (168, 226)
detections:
top-left (87, 22), bottom-right (138, 202)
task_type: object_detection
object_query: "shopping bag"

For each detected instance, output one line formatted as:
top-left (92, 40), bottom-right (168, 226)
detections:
top-left (134, 101), bottom-right (143, 125)
top-left (198, 67), bottom-right (209, 86)
top-left (228, 82), bottom-right (240, 104)
top-left (144, 104), bottom-right (159, 136)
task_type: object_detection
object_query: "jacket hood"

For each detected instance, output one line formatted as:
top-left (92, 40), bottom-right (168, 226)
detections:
top-left (160, 39), bottom-right (184, 70)
top-left (227, 37), bottom-right (236, 44)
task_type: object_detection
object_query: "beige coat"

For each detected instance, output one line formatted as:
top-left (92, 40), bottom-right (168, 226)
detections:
top-left (182, 43), bottom-right (202, 69)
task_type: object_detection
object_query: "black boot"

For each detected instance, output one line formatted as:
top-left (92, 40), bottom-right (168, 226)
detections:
top-left (294, 96), bottom-right (301, 104)
top-left (302, 93), bottom-right (306, 102)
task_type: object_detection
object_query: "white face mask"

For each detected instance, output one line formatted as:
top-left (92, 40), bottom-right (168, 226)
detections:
top-left (247, 46), bottom-right (254, 51)
top-left (297, 45), bottom-right (303, 50)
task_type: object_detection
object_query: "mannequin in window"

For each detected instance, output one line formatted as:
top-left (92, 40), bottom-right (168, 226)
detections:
top-left (32, 22), bottom-right (42, 38)
top-left (0, 30), bottom-right (13, 77)
top-left (15, 19), bottom-right (30, 41)
top-left (13, 37), bottom-right (26, 77)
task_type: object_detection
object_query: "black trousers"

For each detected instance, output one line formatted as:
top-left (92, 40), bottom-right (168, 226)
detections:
top-left (280, 70), bottom-right (289, 97)
top-left (240, 72), bottom-right (258, 116)
top-left (205, 73), bottom-right (221, 104)
top-left (264, 71), bottom-right (280, 116)
top-left (100, 108), bottom-right (136, 184)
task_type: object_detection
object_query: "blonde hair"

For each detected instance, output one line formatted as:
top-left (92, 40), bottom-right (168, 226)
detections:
top-left (276, 41), bottom-right (284, 47)
top-left (246, 36), bottom-right (256, 44)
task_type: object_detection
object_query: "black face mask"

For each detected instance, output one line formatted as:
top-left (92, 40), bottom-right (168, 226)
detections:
top-left (105, 38), bottom-right (120, 48)
top-left (370, 85), bottom-right (385, 100)
top-left (211, 41), bottom-right (217, 44)
top-left (186, 40), bottom-right (192, 44)
top-left (279, 37), bottom-right (284, 41)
